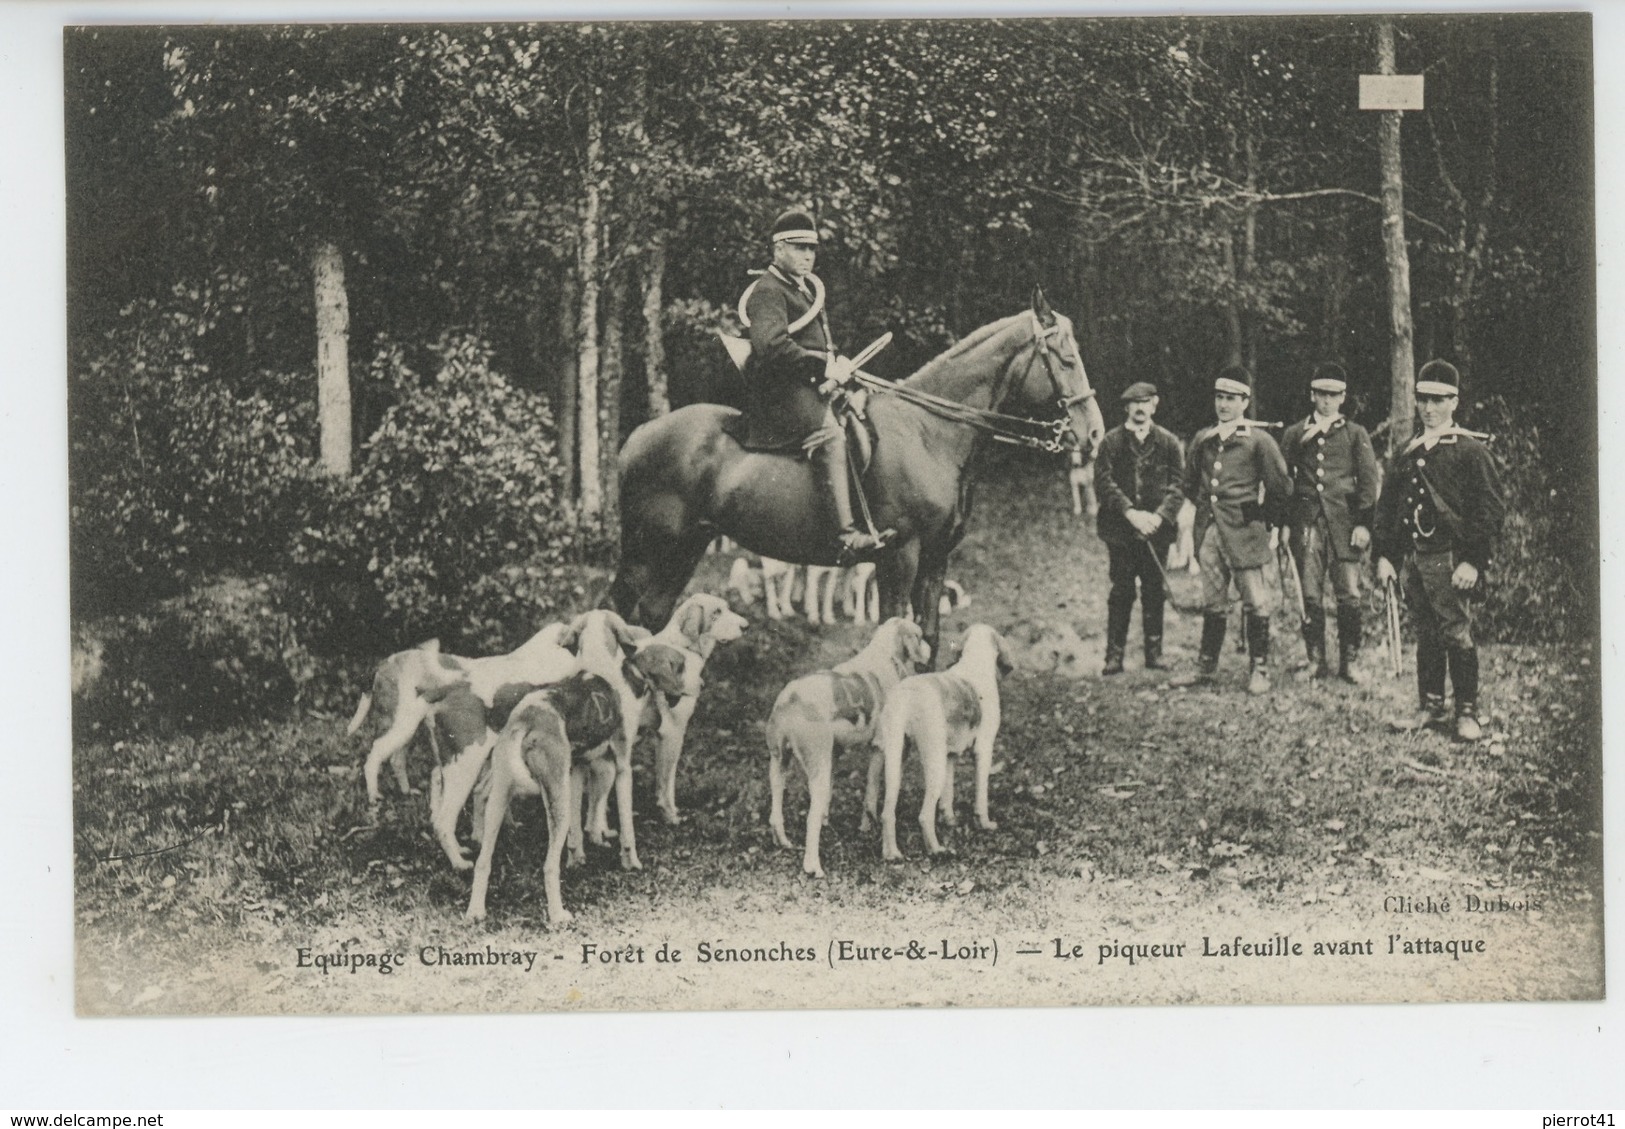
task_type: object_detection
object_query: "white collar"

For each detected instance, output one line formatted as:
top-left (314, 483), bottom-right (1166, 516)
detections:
top-left (1304, 412), bottom-right (1342, 439)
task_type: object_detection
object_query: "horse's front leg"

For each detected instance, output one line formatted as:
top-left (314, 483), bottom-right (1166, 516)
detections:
top-left (876, 536), bottom-right (921, 638)
top-left (911, 557), bottom-right (947, 671)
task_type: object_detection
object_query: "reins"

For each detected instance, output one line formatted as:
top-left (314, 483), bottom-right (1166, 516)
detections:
top-left (851, 314), bottom-right (1095, 455)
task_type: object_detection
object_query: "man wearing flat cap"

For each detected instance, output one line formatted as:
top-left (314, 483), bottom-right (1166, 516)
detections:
top-left (1280, 362), bottom-right (1381, 683)
top-left (1374, 360), bottom-right (1505, 740)
top-left (1175, 365), bottom-right (1291, 694)
top-left (737, 208), bottom-right (888, 559)
top-left (1094, 381), bottom-right (1186, 674)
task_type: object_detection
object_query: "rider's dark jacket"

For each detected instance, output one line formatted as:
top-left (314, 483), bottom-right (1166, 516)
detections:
top-left (742, 267), bottom-right (833, 449)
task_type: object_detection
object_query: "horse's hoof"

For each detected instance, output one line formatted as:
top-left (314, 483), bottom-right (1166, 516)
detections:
top-left (883, 849), bottom-right (905, 863)
top-left (771, 831), bottom-right (793, 850)
top-left (464, 908), bottom-right (486, 922)
top-left (548, 909), bottom-right (575, 928)
top-left (978, 818), bottom-right (999, 831)
top-left (621, 851), bottom-right (643, 871)
top-left (804, 862), bottom-right (826, 879)
top-left (660, 809), bottom-right (683, 826)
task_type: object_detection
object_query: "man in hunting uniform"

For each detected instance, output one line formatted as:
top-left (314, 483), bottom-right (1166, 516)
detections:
top-left (1374, 360), bottom-right (1505, 740)
top-left (738, 208), bottom-right (889, 560)
top-left (1280, 362), bottom-right (1381, 683)
top-left (1094, 381), bottom-right (1185, 675)
top-left (1175, 365), bottom-right (1292, 695)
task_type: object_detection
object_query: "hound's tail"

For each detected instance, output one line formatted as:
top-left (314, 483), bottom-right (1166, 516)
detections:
top-left (346, 693), bottom-right (373, 736)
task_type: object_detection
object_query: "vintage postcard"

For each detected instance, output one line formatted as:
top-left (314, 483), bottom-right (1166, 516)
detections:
top-left (66, 10), bottom-right (1601, 1018)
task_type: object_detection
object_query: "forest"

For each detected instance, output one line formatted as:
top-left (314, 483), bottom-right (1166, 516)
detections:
top-left (66, 15), bottom-right (1594, 725)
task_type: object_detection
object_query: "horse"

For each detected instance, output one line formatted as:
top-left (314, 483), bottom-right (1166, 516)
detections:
top-left (607, 288), bottom-right (1105, 664)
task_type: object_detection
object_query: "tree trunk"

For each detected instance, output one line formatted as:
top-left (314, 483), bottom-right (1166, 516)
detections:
top-left (312, 241), bottom-right (352, 476)
top-left (556, 268), bottom-right (578, 502)
top-left (1377, 19), bottom-right (1417, 455)
top-left (576, 88), bottom-right (605, 520)
top-left (601, 266), bottom-right (627, 530)
top-left (1221, 230), bottom-right (1244, 371)
top-left (642, 236), bottom-right (669, 418)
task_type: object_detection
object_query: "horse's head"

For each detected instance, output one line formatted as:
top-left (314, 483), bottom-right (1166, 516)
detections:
top-left (1012, 287), bottom-right (1105, 461)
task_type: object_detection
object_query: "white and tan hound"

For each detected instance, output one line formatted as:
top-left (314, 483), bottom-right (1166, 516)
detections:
top-left (563, 608), bottom-right (703, 870)
top-left (766, 617), bottom-right (930, 877)
top-left (465, 646), bottom-right (689, 925)
top-left (874, 623), bottom-right (1014, 860)
top-left (348, 626), bottom-right (575, 808)
top-left (636, 593), bottom-right (748, 825)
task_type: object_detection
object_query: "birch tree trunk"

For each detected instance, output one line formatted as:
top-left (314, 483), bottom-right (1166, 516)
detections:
top-left (576, 88), bottom-right (604, 520)
top-left (1377, 19), bottom-right (1417, 455)
top-left (642, 236), bottom-right (669, 418)
top-left (601, 266), bottom-right (627, 529)
top-left (555, 268), bottom-right (579, 503)
top-left (312, 241), bottom-right (352, 476)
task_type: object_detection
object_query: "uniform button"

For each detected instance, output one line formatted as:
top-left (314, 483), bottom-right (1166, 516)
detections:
top-left (1317, 452), bottom-right (1325, 461)
top-left (1417, 458), bottom-right (1426, 467)
top-left (1316, 469), bottom-right (1325, 478)
top-left (1317, 437), bottom-right (1325, 446)
top-left (1212, 478), bottom-right (1220, 487)
top-left (1213, 461), bottom-right (1222, 471)
top-left (1210, 495), bottom-right (1218, 504)
top-left (1316, 484), bottom-right (1325, 493)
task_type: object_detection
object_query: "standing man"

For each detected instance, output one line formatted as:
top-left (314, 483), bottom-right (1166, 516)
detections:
top-left (1094, 381), bottom-right (1186, 674)
top-left (1280, 362), bottom-right (1381, 683)
top-left (738, 208), bottom-right (889, 560)
top-left (1175, 365), bottom-right (1291, 694)
top-left (1374, 360), bottom-right (1504, 739)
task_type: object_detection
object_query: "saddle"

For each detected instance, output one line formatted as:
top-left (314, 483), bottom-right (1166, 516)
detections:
top-left (720, 406), bottom-right (875, 477)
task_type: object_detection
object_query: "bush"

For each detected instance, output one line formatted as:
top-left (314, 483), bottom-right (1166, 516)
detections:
top-left (1470, 396), bottom-right (1591, 644)
top-left (70, 292), bottom-right (323, 615)
top-left (74, 575), bottom-right (315, 736)
top-left (293, 334), bottom-right (593, 655)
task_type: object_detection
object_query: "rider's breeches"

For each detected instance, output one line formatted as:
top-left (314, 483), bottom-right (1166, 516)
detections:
top-left (1198, 529), bottom-right (1273, 616)
top-left (1291, 516), bottom-right (1362, 612)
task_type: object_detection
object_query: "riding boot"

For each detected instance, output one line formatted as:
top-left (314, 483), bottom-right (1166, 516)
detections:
top-left (1336, 604), bottom-right (1366, 686)
top-left (1142, 596), bottom-right (1167, 671)
top-left (1392, 636), bottom-right (1448, 731)
top-left (1301, 606), bottom-right (1328, 680)
top-left (1172, 613), bottom-right (1226, 686)
top-left (1246, 613), bottom-right (1271, 695)
top-left (813, 429), bottom-right (889, 563)
top-left (1449, 645), bottom-right (1482, 740)
top-left (1103, 594), bottom-right (1132, 676)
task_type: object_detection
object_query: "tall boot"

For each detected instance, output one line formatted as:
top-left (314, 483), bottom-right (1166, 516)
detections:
top-left (1246, 613), bottom-right (1271, 695)
top-left (1172, 613), bottom-right (1226, 686)
top-left (1449, 645), bottom-right (1482, 740)
top-left (1393, 635), bottom-right (1448, 731)
top-left (812, 429), bottom-right (887, 562)
top-left (1102, 593), bottom-right (1132, 676)
top-left (1336, 603), bottom-right (1366, 686)
top-left (1142, 595), bottom-right (1167, 671)
top-left (1301, 606), bottom-right (1328, 679)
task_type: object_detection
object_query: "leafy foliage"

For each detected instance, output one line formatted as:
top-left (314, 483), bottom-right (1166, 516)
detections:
top-left (294, 334), bottom-right (586, 655)
top-left (1471, 396), bottom-right (1590, 644)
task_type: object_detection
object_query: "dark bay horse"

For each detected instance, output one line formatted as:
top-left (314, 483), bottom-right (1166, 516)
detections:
top-left (608, 288), bottom-right (1105, 662)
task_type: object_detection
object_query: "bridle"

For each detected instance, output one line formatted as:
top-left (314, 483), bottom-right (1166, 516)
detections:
top-left (852, 313), bottom-right (1098, 455)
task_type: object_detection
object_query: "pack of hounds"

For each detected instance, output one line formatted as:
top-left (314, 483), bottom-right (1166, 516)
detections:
top-left (347, 575), bottom-right (1006, 928)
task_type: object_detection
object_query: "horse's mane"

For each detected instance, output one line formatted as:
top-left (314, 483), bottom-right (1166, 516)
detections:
top-left (902, 313), bottom-right (1027, 389)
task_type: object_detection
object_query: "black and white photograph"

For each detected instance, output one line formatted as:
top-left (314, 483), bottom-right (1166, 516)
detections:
top-left (60, 8), bottom-right (1603, 1020)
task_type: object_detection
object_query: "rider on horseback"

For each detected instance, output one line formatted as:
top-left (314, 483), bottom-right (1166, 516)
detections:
top-left (740, 209), bottom-right (892, 562)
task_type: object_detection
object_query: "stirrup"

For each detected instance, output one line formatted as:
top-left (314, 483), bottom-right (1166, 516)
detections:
top-left (837, 527), bottom-right (892, 564)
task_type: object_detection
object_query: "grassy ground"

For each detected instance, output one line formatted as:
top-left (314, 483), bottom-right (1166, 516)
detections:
top-left (73, 453), bottom-right (1604, 1015)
